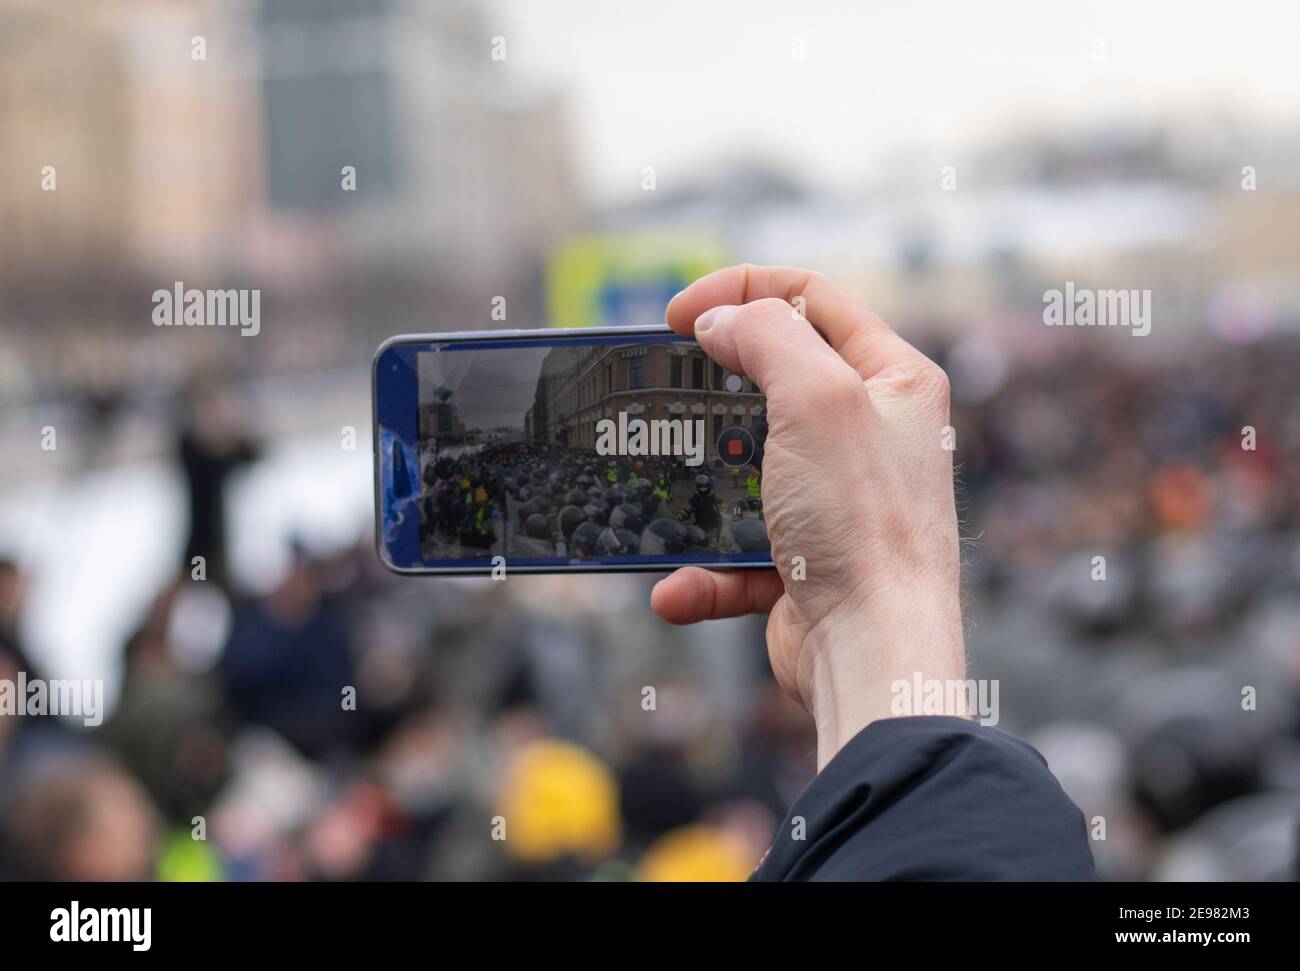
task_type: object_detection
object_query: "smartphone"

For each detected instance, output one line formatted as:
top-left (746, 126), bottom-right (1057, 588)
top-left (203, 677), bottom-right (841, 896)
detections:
top-left (372, 326), bottom-right (772, 574)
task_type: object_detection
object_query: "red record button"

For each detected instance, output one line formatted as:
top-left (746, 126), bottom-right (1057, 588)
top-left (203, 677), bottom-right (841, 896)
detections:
top-left (716, 425), bottom-right (755, 467)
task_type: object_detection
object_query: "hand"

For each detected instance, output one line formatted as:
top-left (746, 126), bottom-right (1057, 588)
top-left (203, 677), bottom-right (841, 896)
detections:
top-left (651, 265), bottom-right (966, 769)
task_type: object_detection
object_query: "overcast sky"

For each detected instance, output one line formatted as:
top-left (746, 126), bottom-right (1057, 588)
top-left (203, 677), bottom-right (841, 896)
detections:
top-left (490, 0), bottom-right (1300, 201)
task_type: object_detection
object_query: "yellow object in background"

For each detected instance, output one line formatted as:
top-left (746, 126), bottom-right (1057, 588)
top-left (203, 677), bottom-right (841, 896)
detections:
top-left (498, 739), bottom-right (621, 864)
top-left (157, 828), bottom-right (225, 882)
top-left (637, 824), bottom-right (755, 882)
top-left (547, 232), bottom-right (728, 328)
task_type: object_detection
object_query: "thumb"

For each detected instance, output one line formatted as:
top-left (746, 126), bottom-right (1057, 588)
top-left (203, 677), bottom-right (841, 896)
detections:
top-left (692, 298), bottom-right (861, 409)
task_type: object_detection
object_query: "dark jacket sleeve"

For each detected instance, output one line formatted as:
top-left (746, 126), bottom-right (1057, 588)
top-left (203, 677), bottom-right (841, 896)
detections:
top-left (752, 716), bottom-right (1096, 881)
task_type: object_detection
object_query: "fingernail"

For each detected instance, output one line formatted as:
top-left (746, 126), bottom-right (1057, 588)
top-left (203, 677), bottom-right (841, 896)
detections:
top-left (694, 305), bottom-right (737, 334)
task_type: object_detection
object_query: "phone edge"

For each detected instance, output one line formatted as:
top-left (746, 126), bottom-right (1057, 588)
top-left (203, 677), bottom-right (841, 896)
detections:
top-left (369, 326), bottom-right (775, 576)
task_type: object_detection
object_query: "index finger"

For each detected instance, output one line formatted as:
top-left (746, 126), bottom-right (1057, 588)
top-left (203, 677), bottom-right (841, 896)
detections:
top-left (666, 264), bottom-right (921, 379)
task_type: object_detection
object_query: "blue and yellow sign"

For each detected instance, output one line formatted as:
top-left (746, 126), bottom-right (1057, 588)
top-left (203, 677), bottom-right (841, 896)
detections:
top-left (547, 232), bottom-right (729, 328)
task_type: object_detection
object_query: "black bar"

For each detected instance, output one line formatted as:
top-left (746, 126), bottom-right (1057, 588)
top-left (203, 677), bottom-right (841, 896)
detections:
top-left (1, 881), bottom-right (1287, 955)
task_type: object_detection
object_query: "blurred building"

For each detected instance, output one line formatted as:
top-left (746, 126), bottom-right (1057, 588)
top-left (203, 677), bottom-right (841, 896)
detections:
top-left (0, 0), bottom-right (586, 401)
top-left (0, 0), bottom-right (265, 404)
top-left (598, 133), bottom-right (1300, 350)
top-left (0, 0), bottom-right (260, 280)
top-left (255, 0), bottom-right (584, 313)
top-left (1211, 188), bottom-right (1300, 315)
top-left (417, 387), bottom-right (465, 446)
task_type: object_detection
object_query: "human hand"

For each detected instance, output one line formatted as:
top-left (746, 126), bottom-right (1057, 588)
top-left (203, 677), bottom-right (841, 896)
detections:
top-left (651, 265), bottom-right (965, 768)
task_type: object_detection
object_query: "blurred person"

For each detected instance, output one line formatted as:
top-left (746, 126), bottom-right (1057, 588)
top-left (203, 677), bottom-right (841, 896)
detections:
top-left (76, 384), bottom-right (129, 467)
top-left (726, 681), bottom-right (818, 821)
top-left (1153, 791), bottom-right (1300, 881)
top-left (615, 681), bottom-right (714, 852)
top-left (638, 823), bottom-right (755, 882)
top-left (0, 558), bottom-right (34, 675)
top-left (1115, 667), bottom-right (1267, 832)
top-left (1149, 464), bottom-right (1212, 532)
top-left (494, 738), bottom-right (621, 880)
top-left (357, 707), bottom-right (465, 881)
top-left (202, 729), bottom-right (331, 882)
top-left (1029, 721), bottom-right (1156, 880)
top-left (299, 781), bottom-right (407, 882)
top-left (176, 380), bottom-right (260, 587)
top-left (219, 546), bottom-right (365, 760)
top-left (0, 558), bottom-right (92, 879)
top-left (108, 583), bottom-right (230, 828)
top-left (652, 265), bottom-right (1095, 880)
top-left (4, 754), bottom-right (160, 881)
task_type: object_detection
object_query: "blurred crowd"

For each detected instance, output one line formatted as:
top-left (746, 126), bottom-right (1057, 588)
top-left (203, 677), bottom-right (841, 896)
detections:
top-left (947, 333), bottom-right (1300, 879)
top-left (0, 535), bottom-right (804, 881)
top-left (2, 332), bottom-right (1299, 881)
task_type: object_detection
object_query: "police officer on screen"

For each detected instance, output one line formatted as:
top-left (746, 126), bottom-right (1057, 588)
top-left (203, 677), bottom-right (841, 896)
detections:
top-left (678, 474), bottom-right (722, 546)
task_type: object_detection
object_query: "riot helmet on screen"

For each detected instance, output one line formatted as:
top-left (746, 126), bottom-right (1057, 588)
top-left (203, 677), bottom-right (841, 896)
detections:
top-left (609, 503), bottom-right (644, 534)
top-left (682, 524), bottom-right (708, 548)
top-left (731, 518), bottom-right (770, 553)
top-left (596, 527), bottom-right (641, 556)
top-left (558, 505), bottom-right (587, 541)
top-left (570, 521), bottom-right (603, 557)
top-left (641, 518), bottom-right (690, 555)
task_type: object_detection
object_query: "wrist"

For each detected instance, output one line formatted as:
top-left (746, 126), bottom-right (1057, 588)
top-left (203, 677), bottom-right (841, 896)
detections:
top-left (803, 584), bottom-right (966, 770)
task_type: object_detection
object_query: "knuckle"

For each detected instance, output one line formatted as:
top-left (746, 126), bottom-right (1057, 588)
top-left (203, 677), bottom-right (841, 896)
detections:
top-left (874, 358), bottom-right (951, 409)
top-left (807, 370), bottom-right (866, 411)
top-left (923, 361), bottom-right (952, 401)
top-left (746, 296), bottom-right (795, 319)
top-left (910, 360), bottom-right (952, 406)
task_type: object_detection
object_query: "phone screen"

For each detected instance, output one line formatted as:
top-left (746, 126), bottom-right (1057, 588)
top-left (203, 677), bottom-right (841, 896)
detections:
top-left (373, 329), bottom-right (771, 573)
